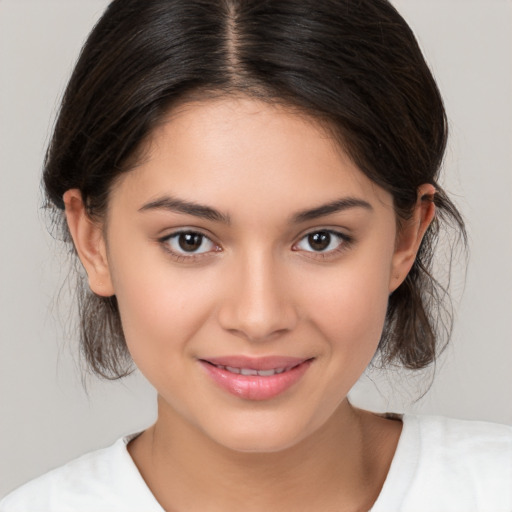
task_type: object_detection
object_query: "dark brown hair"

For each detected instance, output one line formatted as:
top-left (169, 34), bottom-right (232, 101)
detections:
top-left (44, 0), bottom-right (466, 379)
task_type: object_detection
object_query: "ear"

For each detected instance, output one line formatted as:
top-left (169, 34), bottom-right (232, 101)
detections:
top-left (389, 184), bottom-right (436, 293)
top-left (63, 189), bottom-right (115, 297)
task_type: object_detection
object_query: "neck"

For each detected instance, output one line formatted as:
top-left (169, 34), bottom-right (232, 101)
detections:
top-left (128, 398), bottom-right (399, 512)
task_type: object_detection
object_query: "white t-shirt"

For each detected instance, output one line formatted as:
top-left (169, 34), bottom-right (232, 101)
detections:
top-left (1, 414), bottom-right (511, 512)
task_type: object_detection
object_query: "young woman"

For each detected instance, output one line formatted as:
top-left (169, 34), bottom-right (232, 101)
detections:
top-left (1, 0), bottom-right (510, 511)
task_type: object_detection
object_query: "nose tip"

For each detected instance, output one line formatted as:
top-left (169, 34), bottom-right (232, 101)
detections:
top-left (223, 310), bottom-right (294, 343)
top-left (217, 259), bottom-right (299, 343)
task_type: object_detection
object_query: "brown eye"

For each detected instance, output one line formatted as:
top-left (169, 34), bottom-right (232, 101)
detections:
top-left (178, 233), bottom-right (204, 252)
top-left (163, 231), bottom-right (217, 255)
top-left (295, 230), bottom-right (349, 254)
top-left (307, 232), bottom-right (331, 251)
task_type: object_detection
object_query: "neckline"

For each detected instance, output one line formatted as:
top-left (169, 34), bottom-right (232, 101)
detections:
top-left (120, 414), bottom-right (419, 512)
top-left (369, 414), bottom-right (420, 511)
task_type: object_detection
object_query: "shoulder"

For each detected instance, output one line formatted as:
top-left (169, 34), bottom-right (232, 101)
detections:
top-left (0, 434), bottom-right (163, 512)
top-left (411, 414), bottom-right (512, 467)
top-left (412, 415), bottom-right (512, 450)
top-left (374, 414), bottom-right (512, 512)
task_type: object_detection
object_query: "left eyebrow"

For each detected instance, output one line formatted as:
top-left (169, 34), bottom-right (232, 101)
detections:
top-left (290, 197), bottom-right (373, 224)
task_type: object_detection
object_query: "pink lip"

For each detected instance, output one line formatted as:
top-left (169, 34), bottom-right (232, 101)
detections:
top-left (199, 356), bottom-right (313, 401)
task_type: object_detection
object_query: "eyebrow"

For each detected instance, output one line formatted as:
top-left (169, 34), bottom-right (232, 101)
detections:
top-left (291, 197), bottom-right (373, 223)
top-left (138, 195), bottom-right (372, 225)
top-left (139, 196), bottom-right (231, 224)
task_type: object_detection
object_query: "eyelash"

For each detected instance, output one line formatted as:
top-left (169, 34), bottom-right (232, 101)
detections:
top-left (159, 230), bottom-right (220, 263)
top-left (158, 229), bottom-right (353, 263)
top-left (293, 230), bottom-right (353, 260)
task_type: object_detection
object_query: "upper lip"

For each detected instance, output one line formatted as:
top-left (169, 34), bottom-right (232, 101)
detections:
top-left (199, 356), bottom-right (312, 371)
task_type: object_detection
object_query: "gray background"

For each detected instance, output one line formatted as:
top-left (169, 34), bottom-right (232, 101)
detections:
top-left (1, 0), bottom-right (511, 498)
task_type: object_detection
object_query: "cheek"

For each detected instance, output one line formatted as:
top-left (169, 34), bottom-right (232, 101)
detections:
top-left (300, 253), bottom-right (393, 358)
top-left (108, 245), bottom-right (217, 365)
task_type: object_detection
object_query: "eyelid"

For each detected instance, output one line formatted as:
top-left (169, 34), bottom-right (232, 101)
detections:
top-left (158, 229), bottom-right (222, 261)
top-left (157, 227), bottom-right (353, 263)
top-left (292, 228), bottom-right (353, 258)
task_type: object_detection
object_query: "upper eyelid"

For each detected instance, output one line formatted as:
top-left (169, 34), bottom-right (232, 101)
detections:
top-left (159, 228), bottom-right (217, 243)
top-left (304, 227), bottom-right (347, 235)
top-left (295, 228), bottom-right (351, 242)
top-left (294, 228), bottom-right (352, 245)
top-left (158, 227), bottom-right (351, 249)
top-left (158, 227), bottom-right (348, 237)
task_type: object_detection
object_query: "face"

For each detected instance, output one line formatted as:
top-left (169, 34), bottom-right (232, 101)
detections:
top-left (73, 97), bottom-right (423, 452)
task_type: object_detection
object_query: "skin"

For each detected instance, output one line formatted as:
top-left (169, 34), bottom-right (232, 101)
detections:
top-left (64, 97), bottom-right (435, 511)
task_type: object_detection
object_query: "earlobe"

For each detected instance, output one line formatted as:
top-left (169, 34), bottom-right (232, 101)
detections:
top-left (389, 184), bottom-right (436, 293)
top-left (63, 189), bottom-right (115, 297)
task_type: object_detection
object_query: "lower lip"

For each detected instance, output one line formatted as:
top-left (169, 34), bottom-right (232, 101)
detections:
top-left (200, 360), bottom-right (312, 401)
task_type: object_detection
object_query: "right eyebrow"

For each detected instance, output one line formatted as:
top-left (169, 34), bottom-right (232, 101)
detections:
top-left (138, 196), bottom-right (231, 224)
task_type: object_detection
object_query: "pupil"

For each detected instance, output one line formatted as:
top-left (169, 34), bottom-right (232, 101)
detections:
top-left (179, 233), bottom-right (202, 252)
top-left (308, 232), bottom-right (331, 251)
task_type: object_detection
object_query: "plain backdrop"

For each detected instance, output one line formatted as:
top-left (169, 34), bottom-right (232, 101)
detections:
top-left (0, 0), bottom-right (511, 498)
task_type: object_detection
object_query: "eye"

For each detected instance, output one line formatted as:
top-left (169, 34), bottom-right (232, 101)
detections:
top-left (295, 230), bottom-right (349, 253)
top-left (162, 231), bottom-right (218, 255)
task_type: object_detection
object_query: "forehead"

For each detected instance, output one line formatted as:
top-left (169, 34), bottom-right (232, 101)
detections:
top-left (111, 97), bottom-right (393, 218)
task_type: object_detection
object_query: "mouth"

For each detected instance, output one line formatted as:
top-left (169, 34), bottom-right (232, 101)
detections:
top-left (199, 356), bottom-right (313, 401)
top-left (203, 361), bottom-right (302, 377)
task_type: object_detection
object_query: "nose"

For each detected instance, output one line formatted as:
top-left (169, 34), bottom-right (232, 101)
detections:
top-left (217, 251), bottom-right (299, 343)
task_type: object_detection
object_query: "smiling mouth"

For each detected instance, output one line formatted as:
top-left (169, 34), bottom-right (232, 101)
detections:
top-left (204, 362), bottom-right (302, 377)
top-left (199, 357), bottom-right (313, 400)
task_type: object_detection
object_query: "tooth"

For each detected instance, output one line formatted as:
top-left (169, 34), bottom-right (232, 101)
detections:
top-left (240, 368), bottom-right (258, 376)
top-left (217, 366), bottom-right (292, 376)
top-left (257, 369), bottom-right (276, 376)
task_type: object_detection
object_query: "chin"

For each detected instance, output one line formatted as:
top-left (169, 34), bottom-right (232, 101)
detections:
top-left (203, 412), bottom-right (321, 454)
top-left (217, 432), bottom-right (304, 454)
